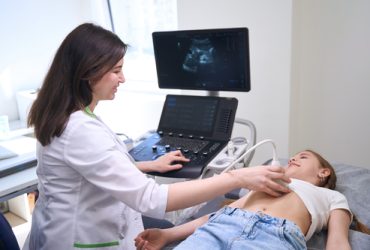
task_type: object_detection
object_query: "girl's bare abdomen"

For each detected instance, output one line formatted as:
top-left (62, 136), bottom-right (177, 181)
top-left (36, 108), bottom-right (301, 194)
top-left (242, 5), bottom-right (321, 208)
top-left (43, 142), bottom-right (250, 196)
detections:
top-left (230, 191), bottom-right (311, 235)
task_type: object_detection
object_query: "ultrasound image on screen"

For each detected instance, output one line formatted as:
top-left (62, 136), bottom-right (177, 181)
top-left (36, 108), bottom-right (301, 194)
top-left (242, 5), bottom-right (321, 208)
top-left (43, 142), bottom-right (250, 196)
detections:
top-left (152, 28), bottom-right (250, 92)
top-left (182, 38), bottom-right (215, 73)
top-left (158, 96), bottom-right (218, 135)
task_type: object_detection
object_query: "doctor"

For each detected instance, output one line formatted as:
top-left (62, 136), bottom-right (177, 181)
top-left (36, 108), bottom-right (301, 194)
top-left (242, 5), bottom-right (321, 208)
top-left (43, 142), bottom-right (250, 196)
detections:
top-left (24, 23), bottom-right (290, 250)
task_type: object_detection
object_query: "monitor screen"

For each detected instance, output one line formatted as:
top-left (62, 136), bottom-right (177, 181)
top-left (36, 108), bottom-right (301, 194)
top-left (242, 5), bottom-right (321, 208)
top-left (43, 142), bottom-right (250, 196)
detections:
top-left (158, 95), bottom-right (219, 136)
top-left (152, 28), bottom-right (250, 92)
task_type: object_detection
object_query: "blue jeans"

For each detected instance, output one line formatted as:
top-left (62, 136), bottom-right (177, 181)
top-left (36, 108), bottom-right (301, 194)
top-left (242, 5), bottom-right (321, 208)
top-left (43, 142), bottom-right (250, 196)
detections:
top-left (174, 207), bottom-right (307, 250)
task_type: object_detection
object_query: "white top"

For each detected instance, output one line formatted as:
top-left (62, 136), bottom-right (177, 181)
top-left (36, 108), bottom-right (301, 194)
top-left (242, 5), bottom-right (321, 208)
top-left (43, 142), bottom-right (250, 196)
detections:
top-left (288, 179), bottom-right (352, 240)
top-left (23, 111), bottom-right (168, 250)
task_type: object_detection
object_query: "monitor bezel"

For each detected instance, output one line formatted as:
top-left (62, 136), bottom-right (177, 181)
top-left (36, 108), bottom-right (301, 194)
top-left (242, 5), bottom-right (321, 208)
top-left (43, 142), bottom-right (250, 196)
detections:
top-left (152, 27), bottom-right (251, 92)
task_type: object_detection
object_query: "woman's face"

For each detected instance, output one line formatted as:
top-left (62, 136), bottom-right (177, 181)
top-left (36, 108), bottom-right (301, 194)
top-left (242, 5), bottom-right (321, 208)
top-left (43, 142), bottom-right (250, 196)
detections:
top-left (91, 58), bottom-right (125, 102)
top-left (285, 151), bottom-right (328, 185)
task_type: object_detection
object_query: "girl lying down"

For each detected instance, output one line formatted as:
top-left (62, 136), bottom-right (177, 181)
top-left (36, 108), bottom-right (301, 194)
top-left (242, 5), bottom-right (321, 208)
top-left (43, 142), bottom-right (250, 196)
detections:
top-left (135, 150), bottom-right (369, 250)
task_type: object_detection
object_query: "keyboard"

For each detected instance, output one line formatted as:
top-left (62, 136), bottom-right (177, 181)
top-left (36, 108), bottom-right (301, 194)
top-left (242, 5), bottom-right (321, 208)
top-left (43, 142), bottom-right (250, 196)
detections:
top-left (157, 136), bottom-right (209, 153)
top-left (129, 133), bottom-right (225, 178)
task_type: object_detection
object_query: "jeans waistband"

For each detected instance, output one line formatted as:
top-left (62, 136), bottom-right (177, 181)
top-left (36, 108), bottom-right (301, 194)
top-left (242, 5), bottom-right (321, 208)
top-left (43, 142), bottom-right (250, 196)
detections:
top-left (219, 206), bottom-right (288, 227)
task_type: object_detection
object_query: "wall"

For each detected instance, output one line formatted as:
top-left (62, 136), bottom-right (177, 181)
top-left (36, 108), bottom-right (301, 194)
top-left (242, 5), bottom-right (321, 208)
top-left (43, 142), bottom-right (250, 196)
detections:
top-left (179, 0), bottom-right (370, 169)
top-left (290, 0), bottom-right (370, 168)
top-left (177, 0), bottom-right (293, 165)
top-left (0, 0), bottom-right (174, 140)
top-left (0, 0), bottom-right (110, 121)
top-left (1, 0), bottom-right (369, 168)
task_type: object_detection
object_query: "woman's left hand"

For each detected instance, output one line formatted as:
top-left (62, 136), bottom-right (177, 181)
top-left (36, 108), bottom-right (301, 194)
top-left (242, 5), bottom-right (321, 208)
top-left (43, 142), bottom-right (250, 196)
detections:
top-left (153, 150), bottom-right (190, 173)
top-left (136, 150), bottom-right (190, 173)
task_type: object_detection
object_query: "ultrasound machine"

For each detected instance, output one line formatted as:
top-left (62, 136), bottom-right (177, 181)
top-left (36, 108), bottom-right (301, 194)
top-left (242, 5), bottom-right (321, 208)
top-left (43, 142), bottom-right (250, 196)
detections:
top-left (129, 27), bottom-right (254, 179)
top-left (129, 94), bottom-right (238, 178)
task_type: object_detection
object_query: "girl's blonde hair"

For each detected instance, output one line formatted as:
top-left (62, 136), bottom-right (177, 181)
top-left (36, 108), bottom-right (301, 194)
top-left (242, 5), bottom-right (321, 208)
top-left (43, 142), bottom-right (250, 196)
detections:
top-left (305, 149), bottom-right (336, 189)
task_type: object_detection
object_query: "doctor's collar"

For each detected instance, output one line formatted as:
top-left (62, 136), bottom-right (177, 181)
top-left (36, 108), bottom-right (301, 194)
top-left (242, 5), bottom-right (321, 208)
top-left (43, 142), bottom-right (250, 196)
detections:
top-left (84, 106), bottom-right (97, 118)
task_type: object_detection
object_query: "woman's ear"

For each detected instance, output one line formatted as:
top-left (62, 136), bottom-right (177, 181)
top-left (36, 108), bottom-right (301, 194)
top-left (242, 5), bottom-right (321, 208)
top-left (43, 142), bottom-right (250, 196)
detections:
top-left (319, 168), bottom-right (331, 178)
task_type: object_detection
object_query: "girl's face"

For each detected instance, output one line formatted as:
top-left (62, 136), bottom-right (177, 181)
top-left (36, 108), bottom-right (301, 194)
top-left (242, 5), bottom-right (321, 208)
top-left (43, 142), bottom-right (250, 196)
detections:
top-left (91, 58), bottom-right (125, 102)
top-left (285, 151), bottom-right (330, 186)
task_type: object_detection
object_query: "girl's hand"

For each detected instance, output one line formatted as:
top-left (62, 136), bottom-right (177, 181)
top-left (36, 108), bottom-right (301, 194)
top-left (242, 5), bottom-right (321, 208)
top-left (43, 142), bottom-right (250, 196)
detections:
top-left (134, 228), bottom-right (168, 250)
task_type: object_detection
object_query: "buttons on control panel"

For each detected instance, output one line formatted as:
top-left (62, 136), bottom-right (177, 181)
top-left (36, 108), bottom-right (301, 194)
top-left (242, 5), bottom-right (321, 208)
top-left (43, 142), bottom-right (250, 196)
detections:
top-left (129, 131), bottom-right (227, 178)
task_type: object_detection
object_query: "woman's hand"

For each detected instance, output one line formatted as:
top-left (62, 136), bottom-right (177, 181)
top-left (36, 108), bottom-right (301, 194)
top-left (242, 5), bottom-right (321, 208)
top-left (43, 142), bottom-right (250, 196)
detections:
top-left (136, 150), bottom-right (189, 173)
top-left (153, 150), bottom-right (190, 173)
top-left (134, 228), bottom-right (168, 250)
top-left (230, 165), bottom-right (291, 197)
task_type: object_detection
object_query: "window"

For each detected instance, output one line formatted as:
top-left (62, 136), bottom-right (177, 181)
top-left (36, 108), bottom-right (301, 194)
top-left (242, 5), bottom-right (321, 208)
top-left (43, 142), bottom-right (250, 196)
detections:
top-left (109, 0), bottom-right (178, 90)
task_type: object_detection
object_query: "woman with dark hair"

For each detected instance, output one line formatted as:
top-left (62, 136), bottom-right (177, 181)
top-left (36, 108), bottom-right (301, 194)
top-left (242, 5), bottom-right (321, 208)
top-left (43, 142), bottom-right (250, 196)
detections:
top-left (23, 23), bottom-right (291, 250)
top-left (135, 150), bottom-right (368, 250)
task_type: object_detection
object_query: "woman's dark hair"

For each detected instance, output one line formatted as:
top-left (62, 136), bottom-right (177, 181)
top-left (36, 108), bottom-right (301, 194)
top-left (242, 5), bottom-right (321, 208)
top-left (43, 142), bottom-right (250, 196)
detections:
top-left (28, 23), bottom-right (127, 146)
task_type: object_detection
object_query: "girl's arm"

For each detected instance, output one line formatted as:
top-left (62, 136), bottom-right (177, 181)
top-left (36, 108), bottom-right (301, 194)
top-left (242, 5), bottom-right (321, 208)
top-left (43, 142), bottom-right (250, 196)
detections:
top-left (326, 209), bottom-right (352, 250)
top-left (135, 215), bottom-right (209, 250)
top-left (135, 195), bottom-right (249, 249)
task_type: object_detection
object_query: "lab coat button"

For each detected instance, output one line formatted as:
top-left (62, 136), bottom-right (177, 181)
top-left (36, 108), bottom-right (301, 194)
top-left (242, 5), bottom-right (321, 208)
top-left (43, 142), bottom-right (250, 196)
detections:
top-left (119, 232), bottom-right (125, 239)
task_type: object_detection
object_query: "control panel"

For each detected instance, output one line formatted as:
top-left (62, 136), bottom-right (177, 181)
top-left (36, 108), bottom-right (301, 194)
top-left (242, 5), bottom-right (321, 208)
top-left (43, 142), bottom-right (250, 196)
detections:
top-left (129, 131), bottom-right (226, 178)
top-left (205, 137), bottom-right (249, 172)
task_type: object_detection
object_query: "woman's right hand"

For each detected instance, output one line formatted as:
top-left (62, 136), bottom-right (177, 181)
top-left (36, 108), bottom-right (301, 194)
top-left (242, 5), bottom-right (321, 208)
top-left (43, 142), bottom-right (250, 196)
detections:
top-left (134, 228), bottom-right (168, 250)
top-left (230, 165), bottom-right (291, 197)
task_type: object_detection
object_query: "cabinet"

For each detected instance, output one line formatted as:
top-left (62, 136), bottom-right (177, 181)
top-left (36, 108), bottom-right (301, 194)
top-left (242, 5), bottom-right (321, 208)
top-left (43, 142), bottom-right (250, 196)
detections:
top-left (0, 132), bottom-right (37, 248)
top-left (0, 168), bottom-right (37, 248)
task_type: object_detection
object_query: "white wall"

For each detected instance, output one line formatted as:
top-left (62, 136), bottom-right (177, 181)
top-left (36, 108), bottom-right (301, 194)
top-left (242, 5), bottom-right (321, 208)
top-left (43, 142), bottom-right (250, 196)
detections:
top-left (1, 0), bottom-right (369, 168)
top-left (0, 0), bottom-right (110, 121)
top-left (179, 0), bottom-right (370, 169)
top-left (290, 0), bottom-right (370, 168)
top-left (177, 0), bottom-right (293, 165)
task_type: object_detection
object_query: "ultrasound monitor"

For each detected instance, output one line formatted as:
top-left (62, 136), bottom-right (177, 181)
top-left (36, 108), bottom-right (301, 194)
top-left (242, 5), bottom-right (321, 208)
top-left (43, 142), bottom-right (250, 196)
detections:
top-left (152, 28), bottom-right (250, 93)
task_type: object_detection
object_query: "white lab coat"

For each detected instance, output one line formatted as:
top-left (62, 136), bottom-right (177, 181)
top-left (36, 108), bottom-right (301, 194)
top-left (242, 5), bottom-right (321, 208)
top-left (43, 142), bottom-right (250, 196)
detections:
top-left (23, 111), bottom-right (168, 250)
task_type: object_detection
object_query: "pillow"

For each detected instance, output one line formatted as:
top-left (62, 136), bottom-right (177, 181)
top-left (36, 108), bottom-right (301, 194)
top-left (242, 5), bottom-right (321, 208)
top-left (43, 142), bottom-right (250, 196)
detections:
top-left (306, 163), bottom-right (370, 250)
